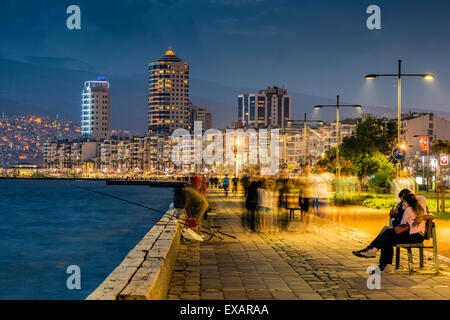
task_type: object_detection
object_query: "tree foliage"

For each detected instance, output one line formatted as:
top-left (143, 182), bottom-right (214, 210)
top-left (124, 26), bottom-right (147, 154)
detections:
top-left (431, 139), bottom-right (450, 155)
top-left (340, 115), bottom-right (397, 178)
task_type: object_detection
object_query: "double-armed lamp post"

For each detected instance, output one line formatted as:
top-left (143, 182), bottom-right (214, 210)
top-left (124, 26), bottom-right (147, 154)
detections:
top-left (285, 113), bottom-right (324, 166)
top-left (365, 60), bottom-right (434, 174)
top-left (314, 95), bottom-right (362, 179)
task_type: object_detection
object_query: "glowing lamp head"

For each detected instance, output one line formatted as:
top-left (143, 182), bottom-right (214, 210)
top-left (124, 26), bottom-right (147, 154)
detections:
top-left (365, 74), bottom-right (377, 80)
top-left (314, 106), bottom-right (322, 110)
top-left (423, 74), bottom-right (434, 81)
top-left (400, 144), bottom-right (406, 150)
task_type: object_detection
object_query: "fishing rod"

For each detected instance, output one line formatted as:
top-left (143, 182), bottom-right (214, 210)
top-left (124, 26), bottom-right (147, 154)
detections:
top-left (163, 209), bottom-right (237, 239)
top-left (73, 184), bottom-right (236, 239)
top-left (73, 184), bottom-right (167, 214)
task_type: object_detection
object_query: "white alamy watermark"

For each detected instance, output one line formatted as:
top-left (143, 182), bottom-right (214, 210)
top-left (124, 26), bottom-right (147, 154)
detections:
top-left (171, 121), bottom-right (281, 175)
top-left (66, 5), bottom-right (81, 30)
top-left (66, 265), bottom-right (81, 290)
top-left (366, 265), bottom-right (381, 289)
top-left (366, 5), bottom-right (381, 30)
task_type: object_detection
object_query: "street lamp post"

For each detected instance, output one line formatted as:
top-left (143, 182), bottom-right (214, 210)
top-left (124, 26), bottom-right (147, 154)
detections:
top-left (414, 134), bottom-right (433, 190)
top-left (314, 95), bottom-right (362, 179)
top-left (365, 60), bottom-right (434, 174)
top-left (285, 114), bottom-right (323, 166)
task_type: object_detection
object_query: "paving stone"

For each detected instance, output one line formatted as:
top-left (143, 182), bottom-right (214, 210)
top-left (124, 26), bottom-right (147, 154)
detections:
top-left (167, 190), bottom-right (450, 301)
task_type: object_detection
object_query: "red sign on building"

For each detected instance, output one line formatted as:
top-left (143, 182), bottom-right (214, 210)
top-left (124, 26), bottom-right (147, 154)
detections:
top-left (420, 136), bottom-right (429, 152)
top-left (441, 154), bottom-right (448, 166)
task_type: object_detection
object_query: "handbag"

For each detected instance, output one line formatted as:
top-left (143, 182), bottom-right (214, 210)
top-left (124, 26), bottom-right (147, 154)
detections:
top-left (395, 223), bottom-right (410, 235)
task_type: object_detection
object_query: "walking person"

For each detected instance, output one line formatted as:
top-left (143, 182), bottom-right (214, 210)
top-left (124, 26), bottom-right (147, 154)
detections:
top-left (222, 175), bottom-right (230, 197)
top-left (214, 177), bottom-right (219, 188)
top-left (199, 176), bottom-right (208, 195)
top-left (232, 177), bottom-right (239, 195)
top-left (245, 179), bottom-right (259, 231)
top-left (192, 174), bottom-right (200, 191)
top-left (257, 180), bottom-right (270, 232)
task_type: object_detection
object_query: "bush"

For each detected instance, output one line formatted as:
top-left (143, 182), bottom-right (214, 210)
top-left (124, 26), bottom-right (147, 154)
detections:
top-left (368, 172), bottom-right (392, 194)
top-left (361, 197), bottom-right (397, 210)
top-left (357, 192), bottom-right (397, 210)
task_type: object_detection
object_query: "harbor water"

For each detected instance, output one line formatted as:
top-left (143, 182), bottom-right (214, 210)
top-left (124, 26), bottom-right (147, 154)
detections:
top-left (0, 180), bottom-right (172, 299)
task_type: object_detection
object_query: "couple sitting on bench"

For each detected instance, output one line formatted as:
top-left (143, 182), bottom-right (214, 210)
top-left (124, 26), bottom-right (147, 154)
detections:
top-left (353, 189), bottom-right (428, 273)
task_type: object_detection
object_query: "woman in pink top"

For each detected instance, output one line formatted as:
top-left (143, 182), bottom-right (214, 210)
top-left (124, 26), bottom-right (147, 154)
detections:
top-left (400, 195), bottom-right (426, 235)
top-left (353, 193), bottom-right (426, 273)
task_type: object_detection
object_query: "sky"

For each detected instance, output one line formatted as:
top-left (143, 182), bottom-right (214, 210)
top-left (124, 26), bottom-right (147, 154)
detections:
top-left (1, 0), bottom-right (450, 119)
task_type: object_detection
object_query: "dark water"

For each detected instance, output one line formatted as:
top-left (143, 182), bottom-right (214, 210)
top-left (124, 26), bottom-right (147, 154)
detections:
top-left (0, 180), bottom-right (173, 300)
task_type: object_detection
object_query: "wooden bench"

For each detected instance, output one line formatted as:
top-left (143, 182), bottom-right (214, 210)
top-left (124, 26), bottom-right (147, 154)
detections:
top-left (284, 194), bottom-right (303, 221)
top-left (394, 214), bottom-right (439, 274)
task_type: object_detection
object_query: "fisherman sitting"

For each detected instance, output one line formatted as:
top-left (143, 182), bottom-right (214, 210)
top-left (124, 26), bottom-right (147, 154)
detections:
top-left (174, 183), bottom-right (209, 229)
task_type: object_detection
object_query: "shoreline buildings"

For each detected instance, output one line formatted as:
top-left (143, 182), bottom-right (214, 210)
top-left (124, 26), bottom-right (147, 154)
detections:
top-left (39, 48), bottom-right (450, 178)
top-left (43, 48), bottom-right (214, 175)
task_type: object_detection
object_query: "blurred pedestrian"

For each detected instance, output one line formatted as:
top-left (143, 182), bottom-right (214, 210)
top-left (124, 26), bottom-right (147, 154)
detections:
top-left (245, 179), bottom-right (259, 231)
top-left (192, 174), bottom-right (200, 191)
top-left (222, 175), bottom-right (230, 197)
top-left (232, 177), bottom-right (239, 195)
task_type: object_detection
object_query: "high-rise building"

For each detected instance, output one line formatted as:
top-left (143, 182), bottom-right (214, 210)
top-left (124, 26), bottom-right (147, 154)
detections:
top-left (238, 86), bottom-right (291, 128)
top-left (190, 104), bottom-right (212, 131)
top-left (81, 76), bottom-right (111, 140)
top-left (148, 48), bottom-right (191, 134)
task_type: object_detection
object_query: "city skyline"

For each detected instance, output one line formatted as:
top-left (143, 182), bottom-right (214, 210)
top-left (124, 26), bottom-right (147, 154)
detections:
top-left (1, 0), bottom-right (450, 132)
top-left (3, 1), bottom-right (450, 305)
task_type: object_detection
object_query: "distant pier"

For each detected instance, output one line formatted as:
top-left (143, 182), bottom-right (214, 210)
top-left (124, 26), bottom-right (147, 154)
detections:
top-left (106, 180), bottom-right (186, 188)
top-left (0, 176), bottom-right (188, 188)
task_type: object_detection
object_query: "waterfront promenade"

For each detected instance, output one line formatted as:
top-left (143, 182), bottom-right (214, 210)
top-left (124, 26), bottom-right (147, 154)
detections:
top-left (168, 189), bottom-right (450, 300)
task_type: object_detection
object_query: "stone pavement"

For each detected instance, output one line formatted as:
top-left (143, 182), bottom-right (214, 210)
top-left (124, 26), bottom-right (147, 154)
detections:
top-left (167, 189), bottom-right (450, 300)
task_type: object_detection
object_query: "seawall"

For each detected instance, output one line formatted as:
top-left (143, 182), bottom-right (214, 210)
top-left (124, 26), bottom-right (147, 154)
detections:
top-left (86, 207), bottom-right (185, 300)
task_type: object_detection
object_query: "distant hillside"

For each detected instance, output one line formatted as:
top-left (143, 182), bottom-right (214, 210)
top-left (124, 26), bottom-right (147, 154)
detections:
top-left (0, 115), bottom-right (80, 168)
top-left (0, 58), bottom-right (149, 133)
top-left (1, 58), bottom-right (448, 134)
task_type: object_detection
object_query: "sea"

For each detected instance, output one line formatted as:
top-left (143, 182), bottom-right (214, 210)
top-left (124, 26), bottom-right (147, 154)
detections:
top-left (0, 179), bottom-right (173, 300)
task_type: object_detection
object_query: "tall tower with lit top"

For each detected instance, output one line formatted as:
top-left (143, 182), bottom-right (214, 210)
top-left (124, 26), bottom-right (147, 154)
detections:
top-left (148, 48), bottom-right (191, 134)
